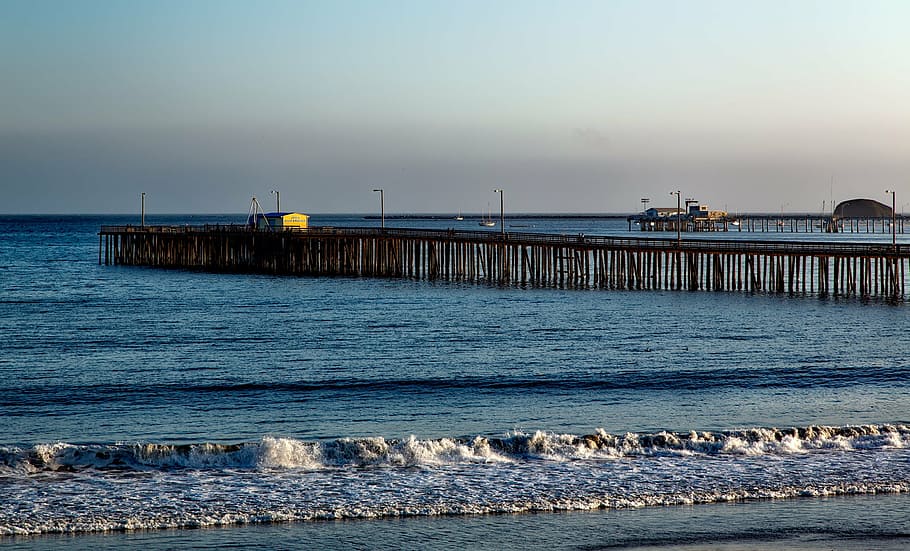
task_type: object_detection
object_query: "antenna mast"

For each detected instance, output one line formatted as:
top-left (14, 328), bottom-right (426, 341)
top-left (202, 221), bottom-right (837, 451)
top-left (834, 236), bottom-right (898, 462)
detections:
top-left (247, 196), bottom-right (270, 229)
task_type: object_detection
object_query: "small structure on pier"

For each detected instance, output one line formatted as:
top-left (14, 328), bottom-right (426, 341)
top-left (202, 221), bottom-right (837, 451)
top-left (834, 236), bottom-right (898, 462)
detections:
top-left (834, 199), bottom-right (892, 218)
top-left (688, 203), bottom-right (727, 222)
top-left (634, 202), bottom-right (730, 232)
top-left (638, 207), bottom-right (685, 231)
top-left (246, 195), bottom-right (310, 230)
top-left (248, 212), bottom-right (310, 230)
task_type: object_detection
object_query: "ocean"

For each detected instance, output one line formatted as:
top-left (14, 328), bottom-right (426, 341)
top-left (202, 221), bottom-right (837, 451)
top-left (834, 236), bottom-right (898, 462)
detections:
top-left (2, 214), bottom-right (909, 549)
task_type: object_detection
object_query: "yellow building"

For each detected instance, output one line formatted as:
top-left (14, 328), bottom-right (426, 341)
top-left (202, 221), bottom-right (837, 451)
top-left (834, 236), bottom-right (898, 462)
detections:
top-left (252, 212), bottom-right (310, 230)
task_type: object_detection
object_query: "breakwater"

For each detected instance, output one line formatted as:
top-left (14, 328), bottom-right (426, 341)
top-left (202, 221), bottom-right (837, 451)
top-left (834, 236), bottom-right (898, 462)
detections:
top-left (99, 225), bottom-right (908, 299)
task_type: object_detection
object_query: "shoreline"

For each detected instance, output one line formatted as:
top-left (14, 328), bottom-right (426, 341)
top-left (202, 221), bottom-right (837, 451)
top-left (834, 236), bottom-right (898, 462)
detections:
top-left (5, 493), bottom-right (909, 550)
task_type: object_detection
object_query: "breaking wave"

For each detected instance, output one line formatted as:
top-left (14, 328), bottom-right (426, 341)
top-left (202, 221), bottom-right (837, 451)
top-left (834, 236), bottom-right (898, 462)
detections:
top-left (3, 424), bottom-right (910, 537)
top-left (3, 423), bottom-right (908, 474)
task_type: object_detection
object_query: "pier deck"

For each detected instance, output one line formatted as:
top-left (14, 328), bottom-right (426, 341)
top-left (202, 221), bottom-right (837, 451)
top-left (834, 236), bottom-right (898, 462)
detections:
top-left (99, 225), bottom-right (908, 300)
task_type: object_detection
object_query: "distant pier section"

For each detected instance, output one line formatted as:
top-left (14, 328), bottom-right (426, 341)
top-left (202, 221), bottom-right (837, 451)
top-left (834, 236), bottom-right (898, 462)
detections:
top-left (629, 198), bottom-right (906, 234)
top-left (629, 213), bottom-right (907, 234)
top-left (100, 224), bottom-right (908, 300)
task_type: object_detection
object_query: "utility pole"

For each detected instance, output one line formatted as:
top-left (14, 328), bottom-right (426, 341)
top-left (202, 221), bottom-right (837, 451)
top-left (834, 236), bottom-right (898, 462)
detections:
top-left (670, 190), bottom-right (681, 245)
top-left (493, 189), bottom-right (504, 236)
top-left (886, 189), bottom-right (896, 247)
top-left (270, 189), bottom-right (280, 213)
top-left (141, 192), bottom-right (146, 227)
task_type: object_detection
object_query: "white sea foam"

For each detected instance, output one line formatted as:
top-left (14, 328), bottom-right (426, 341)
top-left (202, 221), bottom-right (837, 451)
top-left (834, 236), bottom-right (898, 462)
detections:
top-left (3, 480), bottom-right (910, 536)
top-left (257, 436), bottom-right (322, 469)
top-left (3, 424), bottom-right (908, 475)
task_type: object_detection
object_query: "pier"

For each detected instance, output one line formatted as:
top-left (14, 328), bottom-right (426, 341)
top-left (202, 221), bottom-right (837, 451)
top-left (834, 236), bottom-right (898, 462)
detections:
top-left (629, 214), bottom-right (907, 234)
top-left (99, 225), bottom-right (908, 300)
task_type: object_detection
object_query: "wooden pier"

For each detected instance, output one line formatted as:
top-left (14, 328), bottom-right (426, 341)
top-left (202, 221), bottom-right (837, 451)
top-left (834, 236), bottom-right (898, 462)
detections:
top-left (99, 225), bottom-right (909, 300)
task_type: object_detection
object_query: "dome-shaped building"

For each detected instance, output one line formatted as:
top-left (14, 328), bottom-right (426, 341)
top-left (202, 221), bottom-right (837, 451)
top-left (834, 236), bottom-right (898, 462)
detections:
top-left (833, 199), bottom-right (892, 218)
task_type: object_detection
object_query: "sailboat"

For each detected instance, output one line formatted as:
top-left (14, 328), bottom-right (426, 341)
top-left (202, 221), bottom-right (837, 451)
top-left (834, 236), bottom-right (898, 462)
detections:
top-left (479, 205), bottom-right (496, 227)
top-left (454, 211), bottom-right (464, 221)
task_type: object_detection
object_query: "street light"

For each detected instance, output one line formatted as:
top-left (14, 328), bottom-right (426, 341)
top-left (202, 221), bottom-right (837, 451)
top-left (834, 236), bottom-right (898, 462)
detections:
top-left (885, 189), bottom-right (896, 247)
top-left (670, 190), bottom-right (681, 245)
top-left (140, 192), bottom-right (146, 227)
top-left (640, 198), bottom-right (651, 230)
top-left (372, 189), bottom-right (384, 228)
top-left (270, 189), bottom-right (280, 213)
top-left (492, 189), bottom-right (504, 236)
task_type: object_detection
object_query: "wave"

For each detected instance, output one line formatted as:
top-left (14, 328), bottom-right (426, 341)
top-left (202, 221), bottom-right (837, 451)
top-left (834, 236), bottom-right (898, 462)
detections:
top-left (5, 365), bottom-right (910, 407)
top-left (3, 423), bottom-right (908, 474)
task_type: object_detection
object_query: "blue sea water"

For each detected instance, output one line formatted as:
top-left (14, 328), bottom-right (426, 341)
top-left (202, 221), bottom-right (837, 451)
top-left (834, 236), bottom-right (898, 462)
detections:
top-left (2, 214), bottom-right (910, 549)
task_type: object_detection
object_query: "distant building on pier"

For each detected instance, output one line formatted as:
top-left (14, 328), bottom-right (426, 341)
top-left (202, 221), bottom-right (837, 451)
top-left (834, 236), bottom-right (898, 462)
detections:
top-left (688, 203), bottom-right (727, 221)
top-left (833, 199), bottom-right (892, 218)
top-left (635, 202), bottom-right (729, 232)
top-left (249, 212), bottom-right (310, 230)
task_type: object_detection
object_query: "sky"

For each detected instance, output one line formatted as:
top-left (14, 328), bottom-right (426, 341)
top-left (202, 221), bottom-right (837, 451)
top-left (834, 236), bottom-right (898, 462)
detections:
top-left (2, 0), bottom-right (909, 214)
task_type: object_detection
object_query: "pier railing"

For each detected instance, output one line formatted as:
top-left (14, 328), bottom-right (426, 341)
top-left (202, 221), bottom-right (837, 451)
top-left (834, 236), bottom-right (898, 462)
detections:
top-left (99, 225), bottom-right (908, 300)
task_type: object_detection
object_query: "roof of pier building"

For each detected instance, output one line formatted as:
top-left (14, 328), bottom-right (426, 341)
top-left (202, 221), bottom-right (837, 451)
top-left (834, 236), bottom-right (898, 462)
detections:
top-left (643, 207), bottom-right (685, 217)
top-left (833, 199), bottom-right (892, 218)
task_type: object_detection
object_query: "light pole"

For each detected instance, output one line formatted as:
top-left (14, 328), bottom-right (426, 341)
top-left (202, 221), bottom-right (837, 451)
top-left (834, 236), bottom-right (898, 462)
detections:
top-left (885, 189), bottom-right (896, 247)
top-left (670, 190), bottom-right (681, 245)
top-left (641, 198), bottom-right (650, 231)
top-left (493, 189), bottom-right (504, 236)
top-left (270, 189), bottom-right (280, 213)
top-left (140, 192), bottom-right (146, 227)
top-left (372, 189), bottom-right (384, 228)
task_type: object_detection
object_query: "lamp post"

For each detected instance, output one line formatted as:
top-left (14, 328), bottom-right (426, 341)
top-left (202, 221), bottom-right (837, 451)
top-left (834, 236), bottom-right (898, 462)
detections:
top-left (140, 192), bottom-right (146, 227)
top-left (270, 189), bottom-right (280, 213)
top-left (492, 189), bottom-right (504, 236)
top-left (640, 198), bottom-right (650, 231)
top-left (372, 189), bottom-right (384, 228)
top-left (885, 189), bottom-right (896, 247)
top-left (670, 190), bottom-right (681, 245)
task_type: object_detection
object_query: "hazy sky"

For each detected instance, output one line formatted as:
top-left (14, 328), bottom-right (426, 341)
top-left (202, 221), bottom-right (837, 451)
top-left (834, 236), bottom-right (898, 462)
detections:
top-left (2, 0), bottom-right (909, 214)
